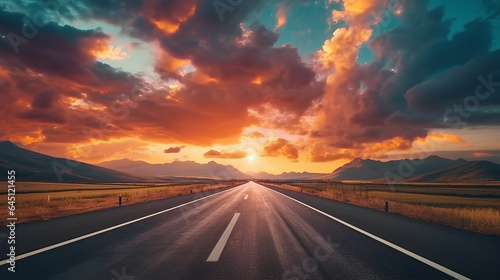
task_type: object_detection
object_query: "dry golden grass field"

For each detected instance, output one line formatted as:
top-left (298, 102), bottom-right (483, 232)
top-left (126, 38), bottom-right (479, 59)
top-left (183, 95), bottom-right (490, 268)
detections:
top-left (264, 181), bottom-right (500, 236)
top-left (0, 181), bottom-right (242, 226)
top-left (3, 180), bottom-right (499, 236)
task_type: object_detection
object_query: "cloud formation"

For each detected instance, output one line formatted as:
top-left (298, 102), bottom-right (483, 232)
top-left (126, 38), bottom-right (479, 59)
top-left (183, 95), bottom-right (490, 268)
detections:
top-left (0, 2), bottom-right (323, 149)
top-left (262, 138), bottom-right (299, 160)
top-left (164, 146), bottom-right (185, 153)
top-left (0, 0), bottom-right (499, 166)
top-left (204, 149), bottom-right (248, 159)
top-left (309, 0), bottom-right (500, 160)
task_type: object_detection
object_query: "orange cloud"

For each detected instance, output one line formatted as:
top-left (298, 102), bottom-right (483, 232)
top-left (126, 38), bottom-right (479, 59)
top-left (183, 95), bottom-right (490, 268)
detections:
top-left (0, 66), bottom-right (9, 77)
top-left (331, 0), bottom-right (387, 24)
top-left (204, 149), bottom-right (248, 159)
top-left (275, 4), bottom-right (288, 30)
top-left (156, 49), bottom-right (190, 74)
top-left (91, 44), bottom-right (130, 61)
top-left (309, 136), bottom-right (413, 163)
top-left (262, 138), bottom-right (298, 160)
top-left (189, 70), bottom-right (218, 84)
top-left (319, 26), bottom-right (372, 74)
top-left (366, 137), bottom-right (413, 153)
top-left (18, 129), bottom-right (46, 146)
top-left (413, 133), bottom-right (466, 148)
top-left (247, 131), bottom-right (265, 138)
top-left (152, 19), bottom-right (181, 35)
top-left (319, 0), bottom-right (386, 74)
top-left (251, 76), bottom-right (263, 85)
top-left (308, 132), bottom-right (464, 163)
top-left (64, 139), bottom-right (151, 163)
top-left (164, 146), bottom-right (185, 153)
top-left (319, 0), bottom-right (388, 75)
top-left (425, 133), bottom-right (465, 144)
top-left (311, 0), bottom-right (429, 155)
top-left (310, 143), bottom-right (355, 162)
top-left (147, 2), bottom-right (196, 35)
top-left (87, 38), bottom-right (110, 58)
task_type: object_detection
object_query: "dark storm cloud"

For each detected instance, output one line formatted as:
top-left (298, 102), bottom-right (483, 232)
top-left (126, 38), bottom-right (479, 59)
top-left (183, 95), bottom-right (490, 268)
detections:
top-left (314, 0), bottom-right (500, 153)
top-left (0, 8), bottom-right (126, 85)
top-left (0, 1), bottom-right (321, 147)
top-left (3, 0), bottom-right (498, 161)
top-left (68, 0), bottom-right (318, 90)
top-left (482, 0), bottom-right (500, 19)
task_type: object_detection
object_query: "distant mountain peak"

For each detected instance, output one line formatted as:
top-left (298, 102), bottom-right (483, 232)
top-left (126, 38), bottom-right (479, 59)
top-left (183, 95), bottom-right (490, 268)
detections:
top-left (98, 158), bottom-right (249, 179)
top-left (323, 155), bottom-right (500, 182)
top-left (0, 143), bottom-right (150, 182)
top-left (110, 158), bottom-right (136, 163)
top-left (351, 157), bottom-right (363, 163)
top-left (424, 155), bottom-right (450, 161)
top-left (0, 141), bottom-right (18, 149)
top-left (339, 157), bottom-right (378, 169)
top-left (426, 155), bottom-right (441, 159)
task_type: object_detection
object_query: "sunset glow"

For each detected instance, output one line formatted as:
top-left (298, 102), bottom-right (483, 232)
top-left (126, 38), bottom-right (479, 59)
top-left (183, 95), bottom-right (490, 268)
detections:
top-left (0, 0), bottom-right (499, 174)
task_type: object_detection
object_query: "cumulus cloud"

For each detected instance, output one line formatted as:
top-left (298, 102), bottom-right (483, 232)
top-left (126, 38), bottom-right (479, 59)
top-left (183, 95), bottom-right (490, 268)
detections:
top-left (1, 0), bottom-right (499, 165)
top-left (246, 131), bottom-right (265, 138)
top-left (275, 3), bottom-right (289, 30)
top-left (0, 2), bottom-right (324, 149)
top-left (203, 149), bottom-right (248, 159)
top-left (262, 138), bottom-right (299, 160)
top-left (164, 146), bottom-right (185, 153)
top-left (310, 0), bottom-right (500, 161)
top-left (310, 146), bottom-right (356, 162)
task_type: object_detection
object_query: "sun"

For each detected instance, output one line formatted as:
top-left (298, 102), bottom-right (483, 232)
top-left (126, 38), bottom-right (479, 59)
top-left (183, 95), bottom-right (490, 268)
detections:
top-left (247, 154), bottom-right (256, 162)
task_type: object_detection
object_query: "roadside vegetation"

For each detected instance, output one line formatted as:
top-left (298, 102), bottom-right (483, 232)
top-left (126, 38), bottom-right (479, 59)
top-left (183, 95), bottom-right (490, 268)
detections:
top-left (0, 181), bottom-right (243, 225)
top-left (263, 181), bottom-right (500, 236)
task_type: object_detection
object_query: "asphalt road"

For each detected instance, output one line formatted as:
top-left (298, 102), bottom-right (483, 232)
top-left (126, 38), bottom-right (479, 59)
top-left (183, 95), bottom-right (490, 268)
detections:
top-left (1, 181), bottom-right (499, 279)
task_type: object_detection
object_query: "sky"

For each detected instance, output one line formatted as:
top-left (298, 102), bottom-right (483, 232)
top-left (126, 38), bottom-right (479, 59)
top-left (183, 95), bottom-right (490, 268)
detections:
top-left (0, 0), bottom-right (500, 174)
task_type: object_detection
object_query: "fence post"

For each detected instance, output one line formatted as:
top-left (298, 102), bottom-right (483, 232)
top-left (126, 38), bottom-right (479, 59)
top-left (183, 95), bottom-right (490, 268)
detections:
top-left (385, 201), bottom-right (389, 212)
top-left (119, 196), bottom-right (122, 206)
top-left (48, 195), bottom-right (50, 203)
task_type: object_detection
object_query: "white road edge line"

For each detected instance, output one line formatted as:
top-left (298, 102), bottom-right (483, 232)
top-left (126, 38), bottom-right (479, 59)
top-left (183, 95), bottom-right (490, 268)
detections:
top-left (0, 186), bottom-right (240, 266)
top-left (206, 213), bottom-right (240, 262)
top-left (264, 185), bottom-right (471, 280)
top-left (244, 194), bottom-right (248, 200)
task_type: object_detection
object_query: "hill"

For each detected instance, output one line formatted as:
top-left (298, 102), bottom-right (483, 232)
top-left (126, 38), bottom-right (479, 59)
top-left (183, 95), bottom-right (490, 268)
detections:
top-left (319, 156), bottom-right (500, 182)
top-left (409, 160), bottom-right (500, 182)
top-left (0, 141), bottom-right (152, 182)
top-left (98, 158), bottom-right (250, 180)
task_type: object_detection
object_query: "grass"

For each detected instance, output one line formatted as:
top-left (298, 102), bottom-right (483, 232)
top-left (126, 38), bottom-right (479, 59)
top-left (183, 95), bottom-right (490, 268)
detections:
top-left (4, 180), bottom-right (499, 236)
top-left (0, 181), bottom-right (242, 225)
top-left (263, 181), bottom-right (500, 236)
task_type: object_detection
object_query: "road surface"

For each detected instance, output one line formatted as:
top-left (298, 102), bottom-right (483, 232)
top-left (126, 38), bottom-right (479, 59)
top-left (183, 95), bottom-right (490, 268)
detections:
top-left (1, 181), bottom-right (499, 279)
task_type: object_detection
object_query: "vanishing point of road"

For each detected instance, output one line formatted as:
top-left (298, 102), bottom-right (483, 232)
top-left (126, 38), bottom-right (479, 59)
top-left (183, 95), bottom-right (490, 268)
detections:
top-left (1, 181), bottom-right (499, 279)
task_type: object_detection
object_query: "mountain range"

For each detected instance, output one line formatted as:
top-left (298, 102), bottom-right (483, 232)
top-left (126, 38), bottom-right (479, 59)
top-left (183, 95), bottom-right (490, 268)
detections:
top-left (0, 141), bottom-right (149, 182)
top-left (1, 141), bottom-right (499, 182)
top-left (321, 155), bottom-right (500, 182)
top-left (97, 158), bottom-right (250, 180)
top-left (98, 159), bottom-right (325, 180)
